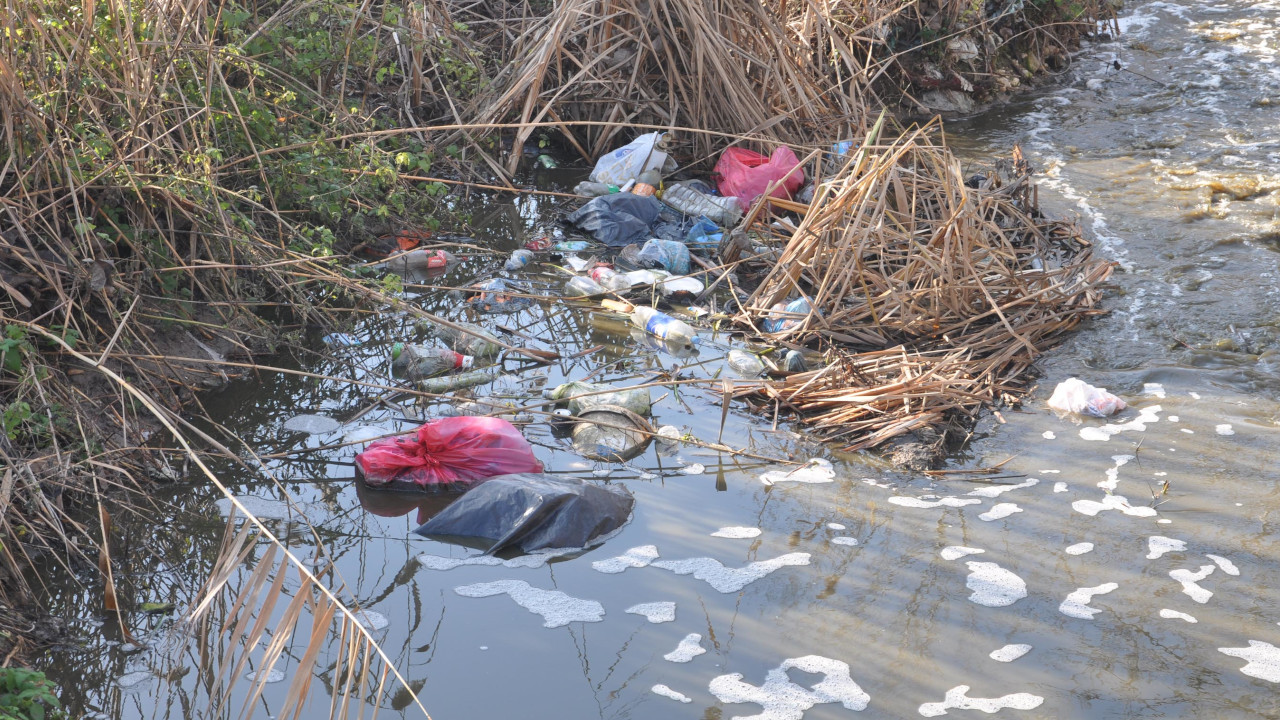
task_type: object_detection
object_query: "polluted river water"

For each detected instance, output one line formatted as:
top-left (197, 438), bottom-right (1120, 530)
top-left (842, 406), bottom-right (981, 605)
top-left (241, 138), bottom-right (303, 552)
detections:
top-left (36, 0), bottom-right (1280, 717)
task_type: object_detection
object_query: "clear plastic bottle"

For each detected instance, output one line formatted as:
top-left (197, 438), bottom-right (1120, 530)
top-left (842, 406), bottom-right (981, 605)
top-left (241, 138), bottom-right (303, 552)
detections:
top-left (391, 344), bottom-right (474, 379)
top-left (420, 320), bottom-right (504, 357)
top-left (631, 168), bottom-right (661, 197)
top-left (783, 349), bottom-right (807, 372)
top-left (574, 181), bottom-right (620, 197)
top-left (727, 349), bottom-right (765, 378)
top-left (544, 381), bottom-right (652, 416)
top-left (661, 182), bottom-right (742, 226)
top-left (504, 249), bottom-right (535, 271)
top-left (630, 306), bottom-right (700, 349)
top-left (565, 275), bottom-right (607, 297)
top-left (554, 240), bottom-right (592, 252)
top-left (590, 266), bottom-right (633, 292)
top-left (383, 248), bottom-right (458, 273)
top-left (416, 370), bottom-right (498, 394)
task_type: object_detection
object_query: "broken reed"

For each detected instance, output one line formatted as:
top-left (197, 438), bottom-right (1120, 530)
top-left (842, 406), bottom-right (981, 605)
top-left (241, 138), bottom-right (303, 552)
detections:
top-left (739, 123), bottom-right (1113, 452)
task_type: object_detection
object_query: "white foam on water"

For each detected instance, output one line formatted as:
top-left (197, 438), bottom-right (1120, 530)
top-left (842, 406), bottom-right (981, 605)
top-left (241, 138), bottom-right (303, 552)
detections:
top-left (1079, 405), bottom-right (1162, 442)
top-left (889, 496), bottom-right (982, 509)
top-left (626, 602), bottom-right (676, 623)
top-left (831, 537), bottom-right (859, 546)
top-left (918, 685), bottom-right (1044, 717)
top-left (417, 554), bottom-right (503, 570)
top-left (352, 610), bottom-right (389, 631)
top-left (940, 546), bottom-right (984, 561)
top-left (1147, 536), bottom-right (1187, 560)
top-left (592, 545), bottom-right (660, 574)
top-left (1181, 428), bottom-right (1195, 435)
top-left (117, 671), bottom-right (152, 690)
top-left (282, 413), bottom-right (340, 434)
top-left (967, 478), bottom-right (1039, 498)
top-left (1206, 554), bottom-right (1240, 576)
top-left (989, 644), bottom-right (1033, 663)
top-left (708, 655), bottom-right (870, 717)
top-left (342, 424), bottom-right (389, 444)
top-left (681, 463), bottom-right (705, 475)
top-left (1170, 565), bottom-right (1215, 604)
top-left (712, 527), bottom-right (762, 539)
top-left (760, 458), bottom-right (835, 485)
top-left (1071, 494), bottom-right (1158, 518)
top-left (862, 478), bottom-right (894, 489)
top-left (652, 553), bottom-right (811, 593)
top-left (454, 579), bottom-right (604, 628)
top-left (964, 562), bottom-right (1028, 607)
top-left (664, 633), bottom-right (707, 663)
top-left (1099, 455), bottom-right (1135, 491)
top-left (1168, 416), bottom-right (1179, 423)
top-left (1219, 641), bottom-right (1280, 683)
top-left (246, 668), bottom-right (286, 683)
top-left (1040, 470), bottom-right (1061, 474)
top-left (1160, 609), bottom-right (1198, 623)
top-left (1059, 583), bottom-right (1119, 619)
top-left (1158, 519), bottom-right (1172, 524)
top-left (1065, 543), bottom-right (1094, 555)
top-left (1054, 482), bottom-right (1069, 493)
top-left (652, 684), bottom-right (692, 703)
top-left (1043, 431), bottom-right (1056, 439)
top-left (1216, 424), bottom-right (1235, 435)
top-left (979, 504), bottom-right (1023, 522)
top-left (827, 523), bottom-right (846, 530)
top-left (1143, 383), bottom-right (1166, 398)
top-left (1190, 392), bottom-right (1202, 399)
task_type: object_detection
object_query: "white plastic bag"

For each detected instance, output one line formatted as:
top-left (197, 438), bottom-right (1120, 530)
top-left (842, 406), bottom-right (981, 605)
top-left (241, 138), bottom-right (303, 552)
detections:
top-left (589, 132), bottom-right (678, 186)
top-left (1047, 378), bottom-right (1127, 418)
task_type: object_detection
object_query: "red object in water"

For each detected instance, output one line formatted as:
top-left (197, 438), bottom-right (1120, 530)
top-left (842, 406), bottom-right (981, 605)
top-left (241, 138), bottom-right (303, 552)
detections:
top-left (524, 236), bottom-right (552, 251)
top-left (589, 264), bottom-right (616, 283)
top-left (355, 417), bottom-right (542, 488)
top-left (421, 249), bottom-right (452, 269)
top-left (714, 146), bottom-right (804, 210)
top-left (393, 228), bottom-right (432, 251)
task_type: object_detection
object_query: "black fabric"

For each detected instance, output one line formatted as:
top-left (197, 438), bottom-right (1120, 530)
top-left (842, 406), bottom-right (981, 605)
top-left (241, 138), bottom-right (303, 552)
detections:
top-left (564, 194), bottom-right (662, 247)
top-left (413, 474), bottom-right (634, 554)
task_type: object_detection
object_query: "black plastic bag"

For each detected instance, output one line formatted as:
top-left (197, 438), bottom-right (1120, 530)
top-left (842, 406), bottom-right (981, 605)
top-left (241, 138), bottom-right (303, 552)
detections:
top-left (564, 194), bottom-right (662, 247)
top-left (413, 474), bottom-right (634, 554)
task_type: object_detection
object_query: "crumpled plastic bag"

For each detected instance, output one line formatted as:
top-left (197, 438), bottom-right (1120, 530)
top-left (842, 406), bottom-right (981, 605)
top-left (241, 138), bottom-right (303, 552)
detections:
top-left (636, 238), bottom-right (690, 275)
top-left (414, 474), bottom-right (634, 554)
top-left (565, 193), bottom-right (662, 247)
top-left (714, 146), bottom-right (804, 210)
top-left (589, 132), bottom-right (677, 186)
top-left (1047, 378), bottom-right (1127, 418)
top-left (355, 417), bottom-right (542, 488)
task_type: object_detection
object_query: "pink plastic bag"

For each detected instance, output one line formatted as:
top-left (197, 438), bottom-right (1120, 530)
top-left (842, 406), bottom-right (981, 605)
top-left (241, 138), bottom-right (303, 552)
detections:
top-left (355, 417), bottom-right (542, 489)
top-left (714, 147), bottom-right (804, 210)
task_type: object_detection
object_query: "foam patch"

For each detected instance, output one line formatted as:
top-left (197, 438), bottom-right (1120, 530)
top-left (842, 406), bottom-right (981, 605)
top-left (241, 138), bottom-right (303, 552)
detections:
top-left (652, 684), bottom-right (692, 703)
top-left (989, 644), bottom-right (1032, 663)
top-left (964, 562), bottom-right (1028, 607)
top-left (1147, 536), bottom-right (1187, 560)
top-left (1206, 554), bottom-right (1240, 576)
top-left (940, 546), bottom-right (984, 561)
top-left (1170, 565), bottom-right (1215, 603)
top-left (979, 504), bottom-right (1023, 521)
top-left (592, 545), bottom-right (660, 574)
top-left (831, 537), bottom-right (859, 546)
top-left (625, 602), bottom-right (676, 624)
top-left (967, 478), bottom-right (1038, 498)
top-left (454, 579), bottom-right (604, 628)
top-left (1160, 609), bottom-right (1197, 623)
top-left (1079, 405), bottom-right (1162, 442)
top-left (652, 553), bottom-right (811, 593)
top-left (712, 527), bottom-right (762, 539)
top-left (664, 633), bottom-right (706, 663)
top-left (1043, 431), bottom-right (1056, 439)
top-left (1219, 641), bottom-right (1280, 683)
top-left (1054, 482), bottom-right (1069, 493)
top-left (889, 497), bottom-right (982, 509)
top-left (1071, 495), bottom-right (1158, 517)
top-left (1059, 583), bottom-right (1119, 619)
top-left (760, 459), bottom-right (836, 485)
top-left (918, 685), bottom-right (1044, 717)
top-left (827, 523), bottom-right (847, 530)
top-left (1216, 424), bottom-right (1235, 436)
top-left (1065, 543), bottom-right (1094, 555)
top-left (708, 655), bottom-right (870, 718)
top-left (352, 610), bottom-right (389, 631)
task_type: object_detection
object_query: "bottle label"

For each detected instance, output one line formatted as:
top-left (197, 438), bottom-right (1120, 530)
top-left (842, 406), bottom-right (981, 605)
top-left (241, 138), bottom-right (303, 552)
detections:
top-left (644, 314), bottom-right (669, 339)
top-left (458, 354), bottom-right (473, 369)
top-left (426, 251), bottom-right (448, 269)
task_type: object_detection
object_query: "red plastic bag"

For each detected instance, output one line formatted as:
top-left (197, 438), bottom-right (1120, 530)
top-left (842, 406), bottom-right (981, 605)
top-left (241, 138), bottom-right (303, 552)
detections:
top-left (355, 417), bottom-right (542, 489)
top-left (714, 147), bottom-right (804, 210)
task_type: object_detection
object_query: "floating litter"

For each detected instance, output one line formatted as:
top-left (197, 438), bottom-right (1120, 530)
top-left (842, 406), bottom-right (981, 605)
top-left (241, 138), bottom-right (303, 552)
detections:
top-left (592, 545), bottom-right (659, 574)
top-left (1065, 543), bottom-right (1094, 556)
top-left (626, 602), bottom-right (676, 623)
top-left (651, 553), bottom-right (811, 593)
top-left (989, 644), bottom-right (1033, 663)
top-left (979, 503), bottom-right (1022, 521)
top-left (919, 685), bottom-right (1043, 717)
top-left (831, 537), bottom-right (858, 546)
top-left (940, 546), bottom-right (984, 561)
top-left (760, 459), bottom-right (835, 485)
top-left (117, 671), bottom-right (152, 690)
top-left (1147, 536), bottom-right (1187, 560)
top-left (680, 463), bottom-right (705, 475)
top-left (1215, 424), bottom-right (1235, 435)
top-left (964, 562), bottom-right (1028, 607)
top-left (711, 527), bottom-right (761, 539)
top-left (1219, 641), bottom-right (1280, 683)
top-left (1170, 565), bottom-right (1215, 603)
top-left (708, 655), bottom-right (870, 716)
top-left (1206, 554), bottom-right (1240, 576)
top-left (1160, 609), bottom-right (1198, 623)
top-left (1059, 583), bottom-right (1119, 619)
top-left (663, 633), bottom-right (706, 663)
top-left (454, 579), bottom-right (604, 628)
top-left (652, 685), bottom-right (692, 703)
top-left (246, 668), bottom-right (286, 683)
top-left (282, 413), bottom-right (341, 435)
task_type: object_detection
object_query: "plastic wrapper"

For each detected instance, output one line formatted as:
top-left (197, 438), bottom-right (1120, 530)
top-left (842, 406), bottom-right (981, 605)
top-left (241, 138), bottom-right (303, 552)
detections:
top-left (1047, 378), bottom-right (1127, 418)
top-left (355, 417), bottom-right (542, 489)
top-left (414, 473), bottom-right (634, 553)
top-left (589, 132), bottom-right (677, 186)
top-left (714, 146), bottom-right (804, 210)
top-left (636, 238), bottom-right (690, 275)
top-left (564, 194), bottom-right (662, 247)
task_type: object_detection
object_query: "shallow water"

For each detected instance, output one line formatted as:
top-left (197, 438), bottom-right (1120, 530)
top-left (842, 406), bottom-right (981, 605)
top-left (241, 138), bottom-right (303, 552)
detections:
top-left (36, 1), bottom-right (1280, 718)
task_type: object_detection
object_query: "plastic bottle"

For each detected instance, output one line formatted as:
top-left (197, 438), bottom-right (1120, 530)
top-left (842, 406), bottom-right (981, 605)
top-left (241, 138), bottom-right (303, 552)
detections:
top-left (505, 249), bottom-right (535, 272)
top-left (762, 298), bottom-right (813, 333)
top-left (783, 349), bottom-right (807, 372)
top-left (637, 239), bottom-right (690, 275)
top-left (382, 249), bottom-right (458, 273)
top-left (554, 240), bottom-right (592, 252)
top-left (630, 306), bottom-right (700, 349)
top-left (536, 155), bottom-right (558, 169)
top-left (420, 320), bottom-right (504, 357)
top-left (565, 276), bottom-right (607, 297)
top-left (416, 370), bottom-right (499, 394)
top-left (392, 344), bottom-right (474, 379)
top-left (661, 182), bottom-right (742, 226)
top-left (525, 236), bottom-right (552, 251)
top-left (727, 349), bottom-right (766, 378)
top-left (631, 169), bottom-right (661, 197)
top-left (590, 266), bottom-right (633, 292)
top-left (574, 181), bottom-right (620, 197)
top-left (544, 381), bottom-right (653, 416)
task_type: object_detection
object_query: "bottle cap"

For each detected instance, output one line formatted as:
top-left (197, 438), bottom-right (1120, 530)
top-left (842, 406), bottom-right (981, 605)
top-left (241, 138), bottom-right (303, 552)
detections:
top-left (391, 342), bottom-right (405, 360)
top-left (459, 355), bottom-right (474, 369)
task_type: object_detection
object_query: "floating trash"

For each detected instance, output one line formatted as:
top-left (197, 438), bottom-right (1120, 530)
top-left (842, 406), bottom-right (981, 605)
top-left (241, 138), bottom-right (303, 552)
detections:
top-left (282, 414), bottom-right (341, 434)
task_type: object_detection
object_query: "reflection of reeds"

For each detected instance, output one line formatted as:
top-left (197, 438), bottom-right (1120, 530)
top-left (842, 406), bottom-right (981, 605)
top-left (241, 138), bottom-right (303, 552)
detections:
top-left (738, 122), bottom-right (1113, 456)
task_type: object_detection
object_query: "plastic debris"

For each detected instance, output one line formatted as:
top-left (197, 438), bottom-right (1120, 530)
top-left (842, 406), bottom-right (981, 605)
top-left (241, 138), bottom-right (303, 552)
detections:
top-left (574, 181), bottom-right (620, 197)
top-left (631, 307), bottom-right (699, 349)
top-left (504, 249), bottom-right (535, 272)
top-left (565, 275), bottom-right (607, 297)
top-left (636, 238), bottom-right (690, 274)
top-left (662, 182), bottom-right (742, 226)
top-left (571, 405), bottom-right (654, 462)
top-left (355, 417), bottom-right (542, 489)
top-left (564, 194), bottom-right (663, 247)
top-left (391, 344), bottom-right (473, 379)
top-left (589, 132), bottom-right (677, 186)
top-left (421, 320), bottom-right (505, 358)
top-left (379, 248), bottom-right (457, 275)
top-left (727, 349), bottom-right (765, 378)
top-left (714, 146), bottom-right (804, 209)
top-left (415, 370), bottom-right (499, 394)
top-left (761, 297), bottom-right (813, 333)
top-left (1047, 378), bottom-right (1127, 418)
top-left (545, 381), bottom-right (652, 416)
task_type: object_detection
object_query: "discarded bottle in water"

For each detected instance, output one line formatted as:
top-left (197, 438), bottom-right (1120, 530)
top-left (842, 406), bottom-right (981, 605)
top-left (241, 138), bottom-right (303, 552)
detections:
top-left (536, 154), bottom-right (558, 169)
top-left (661, 182), bottom-right (742, 226)
top-left (505, 249), bottom-right (535, 271)
top-left (544, 381), bottom-right (652, 416)
top-left (565, 275), bottom-right (607, 297)
top-left (416, 370), bottom-right (499, 394)
top-left (571, 406), bottom-right (653, 462)
top-left (574, 181), bottom-right (620, 197)
top-left (630, 306), bottom-right (700, 349)
top-left (380, 249), bottom-right (458, 274)
top-left (684, 217), bottom-right (723, 251)
top-left (554, 240), bottom-right (592, 252)
top-left (762, 298), bottom-right (813, 333)
top-left (421, 320), bottom-right (505, 357)
top-left (783, 349), bottom-right (807, 372)
top-left (392, 344), bottom-right (474, 379)
top-left (525, 236), bottom-right (552, 251)
top-left (590, 266), bottom-right (633, 292)
top-left (727, 349), bottom-right (765, 378)
top-left (659, 276), bottom-right (705, 300)
top-left (631, 169), bottom-right (661, 198)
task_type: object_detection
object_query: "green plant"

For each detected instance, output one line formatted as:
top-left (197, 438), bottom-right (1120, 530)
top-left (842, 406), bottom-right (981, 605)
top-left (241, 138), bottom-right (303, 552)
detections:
top-left (0, 668), bottom-right (63, 720)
